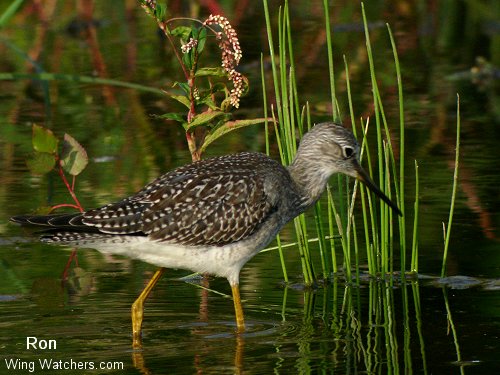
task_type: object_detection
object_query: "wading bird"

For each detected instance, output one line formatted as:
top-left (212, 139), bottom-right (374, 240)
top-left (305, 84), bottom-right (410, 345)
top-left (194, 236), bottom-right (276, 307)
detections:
top-left (11, 122), bottom-right (401, 347)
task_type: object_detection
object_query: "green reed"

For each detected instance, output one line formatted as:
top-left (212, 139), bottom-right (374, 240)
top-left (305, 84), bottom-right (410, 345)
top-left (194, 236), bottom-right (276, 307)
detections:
top-left (442, 288), bottom-right (464, 371)
top-left (412, 160), bottom-right (420, 272)
top-left (263, 0), bottom-right (462, 284)
top-left (388, 24), bottom-right (407, 274)
top-left (320, 3), bottom-right (412, 282)
top-left (263, 0), bottom-right (317, 284)
top-left (411, 282), bottom-right (428, 373)
top-left (0, 0), bottom-right (23, 28)
top-left (276, 277), bottom-right (446, 373)
top-left (261, 51), bottom-right (290, 284)
top-left (361, 3), bottom-right (400, 278)
top-left (322, 0), bottom-right (340, 122)
top-left (441, 95), bottom-right (461, 278)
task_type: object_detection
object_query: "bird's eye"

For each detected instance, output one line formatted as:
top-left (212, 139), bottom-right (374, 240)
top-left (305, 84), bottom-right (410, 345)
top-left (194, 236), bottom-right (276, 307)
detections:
top-left (343, 146), bottom-right (354, 158)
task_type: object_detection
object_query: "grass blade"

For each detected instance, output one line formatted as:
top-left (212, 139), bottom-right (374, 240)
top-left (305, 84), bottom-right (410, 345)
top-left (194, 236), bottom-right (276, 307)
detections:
top-left (441, 95), bottom-right (460, 277)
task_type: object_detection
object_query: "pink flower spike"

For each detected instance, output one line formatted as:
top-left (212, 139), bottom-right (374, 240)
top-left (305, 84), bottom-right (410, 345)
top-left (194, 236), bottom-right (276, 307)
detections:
top-left (203, 14), bottom-right (244, 108)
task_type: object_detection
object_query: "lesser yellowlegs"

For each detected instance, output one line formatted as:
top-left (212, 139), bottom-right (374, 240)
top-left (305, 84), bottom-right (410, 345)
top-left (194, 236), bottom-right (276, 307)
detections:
top-left (11, 122), bottom-right (401, 346)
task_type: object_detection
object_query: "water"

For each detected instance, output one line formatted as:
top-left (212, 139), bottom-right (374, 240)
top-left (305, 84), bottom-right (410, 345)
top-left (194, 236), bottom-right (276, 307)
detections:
top-left (1, 1), bottom-right (499, 374)
top-left (1, 249), bottom-right (498, 373)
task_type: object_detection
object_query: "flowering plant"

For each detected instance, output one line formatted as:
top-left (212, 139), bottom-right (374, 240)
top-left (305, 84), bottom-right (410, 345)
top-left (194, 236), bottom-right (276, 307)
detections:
top-left (140, 1), bottom-right (269, 160)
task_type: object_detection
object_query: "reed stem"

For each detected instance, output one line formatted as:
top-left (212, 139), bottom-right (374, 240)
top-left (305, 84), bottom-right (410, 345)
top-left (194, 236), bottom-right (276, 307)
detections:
top-left (441, 95), bottom-right (460, 278)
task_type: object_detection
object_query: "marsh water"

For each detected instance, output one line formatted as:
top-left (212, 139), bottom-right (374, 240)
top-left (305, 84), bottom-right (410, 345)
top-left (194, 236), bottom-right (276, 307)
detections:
top-left (0, 1), bottom-right (499, 374)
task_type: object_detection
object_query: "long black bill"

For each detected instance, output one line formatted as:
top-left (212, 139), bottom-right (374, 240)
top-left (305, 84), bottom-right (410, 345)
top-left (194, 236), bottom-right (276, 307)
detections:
top-left (353, 162), bottom-right (403, 217)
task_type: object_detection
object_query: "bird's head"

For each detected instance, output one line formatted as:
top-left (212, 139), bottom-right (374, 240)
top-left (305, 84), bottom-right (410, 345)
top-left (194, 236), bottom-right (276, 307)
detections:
top-left (296, 122), bottom-right (402, 216)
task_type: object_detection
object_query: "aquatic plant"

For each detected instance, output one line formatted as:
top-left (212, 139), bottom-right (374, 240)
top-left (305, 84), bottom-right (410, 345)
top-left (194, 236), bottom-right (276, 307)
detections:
top-left (261, 0), bottom-right (460, 282)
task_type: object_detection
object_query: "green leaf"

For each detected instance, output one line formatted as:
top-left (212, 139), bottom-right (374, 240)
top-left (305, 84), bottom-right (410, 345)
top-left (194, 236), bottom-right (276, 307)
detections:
top-left (197, 27), bottom-right (207, 53)
top-left (155, 3), bottom-right (167, 22)
top-left (195, 82), bottom-right (228, 110)
top-left (170, 26), bottom-right (191, 41)
top-left (32, 124), bottom-right (58, 153)
top-left (200, 118), bottom-right (272, 153)
top-left (182, 50), bottom-right (192, 70)
top-left (170, 95), bottom-right (191, 108)
top-left (186, 111), bottom-right (228, 131)
top-left (26, 152), bottom-right (56, 175)
top-left (195, 67), bottom-right (227, 78)
top-left (0, 0), bottom-right (24, 28)
top-left (155, 112), bottom-right (186, 123)
top-left (173, 81), bottom-right (190, 96)
top-left (199, 96), bottom-right (218, 110)
top-left (60, 134), bottom-right (88, 176)
top-left (191, 26), bottom-right (199, 39)
top-left (220, 96), bottom-right (233, 112)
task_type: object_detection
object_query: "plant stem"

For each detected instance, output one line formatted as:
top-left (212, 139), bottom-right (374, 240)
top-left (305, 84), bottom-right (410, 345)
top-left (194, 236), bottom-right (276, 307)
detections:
top-left (387, 24), bottom-right (406, 275)
top-left (411, 161), bottom-right (419, 272)
top-left (57, 160), bottom-right (84, 212)
top-left (441, 95), bottom-right (460, 278)
top-left (322, 0), bottom-right (339, 121)
top-left (50, 203), bottom-right (82, 212)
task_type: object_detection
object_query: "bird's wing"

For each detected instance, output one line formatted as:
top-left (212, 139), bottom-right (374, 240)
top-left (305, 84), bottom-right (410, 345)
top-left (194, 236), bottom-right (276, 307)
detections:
top-left (82, 153), bottom-right (280, 245)
top-left (140, 170), bottom-right (276, 246)
top-left (81, 195), bottom-right (151, 234)
top-left (12, 153), bottom-right (281, 245)
top-left (79, 165), bottom-right (194, 234)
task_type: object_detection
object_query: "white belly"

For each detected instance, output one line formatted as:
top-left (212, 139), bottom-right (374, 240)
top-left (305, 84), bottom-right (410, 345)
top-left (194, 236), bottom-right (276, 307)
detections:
top-left (73, 235), bottom-right (265, 285)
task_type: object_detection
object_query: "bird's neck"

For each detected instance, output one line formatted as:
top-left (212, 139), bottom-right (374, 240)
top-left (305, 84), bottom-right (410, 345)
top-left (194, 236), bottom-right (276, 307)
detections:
top-left (287, 156), bottom-right (330, 208)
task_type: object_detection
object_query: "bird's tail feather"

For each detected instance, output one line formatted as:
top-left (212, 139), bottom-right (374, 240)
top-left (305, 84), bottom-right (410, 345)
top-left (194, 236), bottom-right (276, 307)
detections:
top-left (10, 213), bottom-right (91, 231)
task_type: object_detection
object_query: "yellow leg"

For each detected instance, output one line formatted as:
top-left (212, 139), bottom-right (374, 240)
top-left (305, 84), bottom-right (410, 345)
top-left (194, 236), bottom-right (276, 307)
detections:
top-left (231, 284), bottom-right (245, 333)
top-left (234, 331), bottom-right (244, 373)
top-left (132, 268), bottom-right (165, 348)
